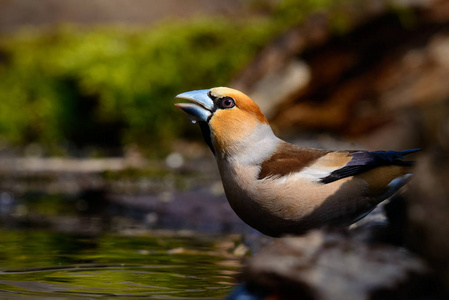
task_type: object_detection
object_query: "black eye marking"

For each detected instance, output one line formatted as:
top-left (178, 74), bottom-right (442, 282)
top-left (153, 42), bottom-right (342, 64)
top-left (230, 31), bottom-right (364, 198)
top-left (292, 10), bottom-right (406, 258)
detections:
top-left (208, 91), bottom-right (217, 101)
top-left (217, 97), bottom-right (235, 109)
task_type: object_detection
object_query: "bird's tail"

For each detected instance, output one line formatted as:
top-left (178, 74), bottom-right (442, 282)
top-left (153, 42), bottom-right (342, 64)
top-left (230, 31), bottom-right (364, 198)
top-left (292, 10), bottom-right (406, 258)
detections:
top-left (397, 148), bottom-right (421, 166)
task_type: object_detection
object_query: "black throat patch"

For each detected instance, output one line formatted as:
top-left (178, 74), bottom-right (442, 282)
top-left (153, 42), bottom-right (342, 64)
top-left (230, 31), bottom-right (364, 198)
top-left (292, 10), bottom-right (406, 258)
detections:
top-left (199, 121), bottom-right (215, 156)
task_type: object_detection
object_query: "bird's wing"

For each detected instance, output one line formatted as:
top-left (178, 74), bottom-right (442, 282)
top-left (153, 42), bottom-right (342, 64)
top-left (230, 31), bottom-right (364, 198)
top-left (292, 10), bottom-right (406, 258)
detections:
top-left (258, 142), bottom-right (420, 184)
top-left (319, 149), bottom-right (420, 184)
top-left (258, 143), bottom-right (332, 180)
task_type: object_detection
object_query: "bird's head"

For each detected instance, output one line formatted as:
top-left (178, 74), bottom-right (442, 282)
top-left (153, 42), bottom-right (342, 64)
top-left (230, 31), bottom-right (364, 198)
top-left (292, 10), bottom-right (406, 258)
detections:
top-left (175, 87), bottom-right (269, 155)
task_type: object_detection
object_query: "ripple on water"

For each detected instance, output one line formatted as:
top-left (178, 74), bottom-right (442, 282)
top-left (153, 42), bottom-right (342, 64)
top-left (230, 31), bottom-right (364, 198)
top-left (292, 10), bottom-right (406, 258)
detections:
top-left (0, 230), bottom-right (242, 299)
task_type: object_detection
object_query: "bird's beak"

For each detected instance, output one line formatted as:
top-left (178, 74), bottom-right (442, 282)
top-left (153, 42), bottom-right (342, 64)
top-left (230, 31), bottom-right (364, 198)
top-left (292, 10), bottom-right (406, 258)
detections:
top-left (174, 89), bottom-right (214, 122)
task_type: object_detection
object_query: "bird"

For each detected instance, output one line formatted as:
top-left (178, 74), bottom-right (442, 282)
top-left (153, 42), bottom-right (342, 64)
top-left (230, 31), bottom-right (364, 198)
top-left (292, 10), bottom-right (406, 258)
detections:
top-left (174, 87), bottom-right (419, 237)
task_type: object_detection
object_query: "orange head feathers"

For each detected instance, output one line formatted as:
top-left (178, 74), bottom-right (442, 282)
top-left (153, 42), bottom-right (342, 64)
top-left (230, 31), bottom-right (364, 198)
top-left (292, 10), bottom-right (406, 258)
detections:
top-left (175, 87), bottom-right (269, 154)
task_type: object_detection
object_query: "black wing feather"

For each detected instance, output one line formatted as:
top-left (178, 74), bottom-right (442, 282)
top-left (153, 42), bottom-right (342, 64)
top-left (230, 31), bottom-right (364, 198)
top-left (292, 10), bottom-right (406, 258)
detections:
top-left (320, 149), bottom-right (420, 184)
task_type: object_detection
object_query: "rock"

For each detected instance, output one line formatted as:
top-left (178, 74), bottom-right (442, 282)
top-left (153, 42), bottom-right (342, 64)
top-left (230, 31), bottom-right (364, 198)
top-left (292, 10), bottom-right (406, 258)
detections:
top-left (233, 230), bottom-right (431, 300)
top-left (405, 146), bottom-right (449, 295)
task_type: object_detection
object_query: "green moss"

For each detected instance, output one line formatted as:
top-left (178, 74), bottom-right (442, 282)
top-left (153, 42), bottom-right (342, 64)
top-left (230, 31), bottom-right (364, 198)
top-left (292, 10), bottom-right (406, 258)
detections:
top-left (0, 19), bottom-right (277, 154)
top-left (273, 0), bottom-right (356, 29)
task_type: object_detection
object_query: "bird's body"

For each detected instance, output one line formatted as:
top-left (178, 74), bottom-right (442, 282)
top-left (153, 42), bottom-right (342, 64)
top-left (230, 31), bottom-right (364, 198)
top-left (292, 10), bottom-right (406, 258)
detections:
top-left (175, 87), bottom-right (418, 237)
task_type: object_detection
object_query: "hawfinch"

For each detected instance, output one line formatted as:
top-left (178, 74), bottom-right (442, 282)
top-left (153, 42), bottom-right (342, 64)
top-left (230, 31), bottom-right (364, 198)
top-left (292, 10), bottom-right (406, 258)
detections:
top-left (174, 87), bottom-right (419, 237)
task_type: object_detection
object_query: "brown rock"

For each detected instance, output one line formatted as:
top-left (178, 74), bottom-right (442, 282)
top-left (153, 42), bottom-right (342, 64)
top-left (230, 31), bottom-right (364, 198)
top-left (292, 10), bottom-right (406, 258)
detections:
top-left (240, 230), bottom-right (430, 300)
top-left (406, 144), bottom-right (449, 295)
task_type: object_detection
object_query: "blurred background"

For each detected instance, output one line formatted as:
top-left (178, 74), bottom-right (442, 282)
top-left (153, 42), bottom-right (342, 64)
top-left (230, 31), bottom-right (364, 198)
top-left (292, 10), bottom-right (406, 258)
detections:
top-left (0, 0), bottom-right (448, 298)
top-left (1, 0), bottom-right (448, 157)
top-left (0, 0), bottom-right (446, 159)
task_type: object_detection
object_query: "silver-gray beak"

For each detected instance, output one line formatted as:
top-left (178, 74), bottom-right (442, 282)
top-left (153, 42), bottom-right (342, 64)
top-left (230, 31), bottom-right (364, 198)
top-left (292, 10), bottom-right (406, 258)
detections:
top-left (174, 89), bottom-right (214, 122)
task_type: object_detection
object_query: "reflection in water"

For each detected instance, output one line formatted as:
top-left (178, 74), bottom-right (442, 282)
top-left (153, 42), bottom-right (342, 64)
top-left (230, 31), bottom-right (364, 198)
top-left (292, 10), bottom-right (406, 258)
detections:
top-left (0, 230), bottom-right (241, 299)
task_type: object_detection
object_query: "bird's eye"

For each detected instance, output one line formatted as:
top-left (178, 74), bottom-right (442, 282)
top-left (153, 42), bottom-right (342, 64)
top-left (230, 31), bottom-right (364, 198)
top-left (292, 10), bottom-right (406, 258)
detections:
top-left (219, 97), bottom-right (235, 109)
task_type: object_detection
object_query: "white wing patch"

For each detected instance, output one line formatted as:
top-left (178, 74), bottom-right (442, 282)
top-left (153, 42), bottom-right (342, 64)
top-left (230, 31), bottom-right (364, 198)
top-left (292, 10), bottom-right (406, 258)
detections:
top-left (272, 167), bottom-right (337, 185)
top-left (296, 165), bottom-right (340, 181)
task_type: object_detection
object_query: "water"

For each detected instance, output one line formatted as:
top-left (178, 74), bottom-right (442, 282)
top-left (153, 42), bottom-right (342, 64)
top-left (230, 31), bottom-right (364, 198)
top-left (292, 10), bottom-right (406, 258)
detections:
top-left (0, 230), bottom-right (242, 299)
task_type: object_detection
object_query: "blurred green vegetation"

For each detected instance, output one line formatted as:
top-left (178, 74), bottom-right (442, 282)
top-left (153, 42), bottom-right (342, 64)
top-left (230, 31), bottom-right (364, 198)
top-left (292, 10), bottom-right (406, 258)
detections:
top-left (0, 0), bottom-right (353, 156)
top-left (0, 20), bottom-right (276, 155)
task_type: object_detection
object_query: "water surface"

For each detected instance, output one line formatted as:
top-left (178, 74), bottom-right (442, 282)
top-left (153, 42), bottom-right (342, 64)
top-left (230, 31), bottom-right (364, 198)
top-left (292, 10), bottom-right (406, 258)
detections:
top-left (0, 230), bottom-right (241, 299)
